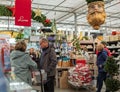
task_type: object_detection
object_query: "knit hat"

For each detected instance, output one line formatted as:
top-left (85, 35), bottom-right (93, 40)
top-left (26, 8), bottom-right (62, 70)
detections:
top-left (86, 0), bottom-right (104, 4)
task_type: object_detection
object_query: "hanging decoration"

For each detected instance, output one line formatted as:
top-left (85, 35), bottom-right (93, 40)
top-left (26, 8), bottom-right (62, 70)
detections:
top-left (0, 5), bottom-right (52, 27)
top-left (0, 5), bottom-right (12, 16)
top-left (7, 6), bottom-right (15, 17)
top-left (15, 0), bottom-right (31, 26)
top-left (51, 19), bottom-right (57, 33)
top-left (86, 0), bottom-right (106, 30)
top-left (34, 8), bottom-right (42, 18)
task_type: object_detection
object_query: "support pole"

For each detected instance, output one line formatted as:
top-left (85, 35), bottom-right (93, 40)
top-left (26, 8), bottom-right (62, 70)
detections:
top-left (74, 13), bottom-right (77, 36)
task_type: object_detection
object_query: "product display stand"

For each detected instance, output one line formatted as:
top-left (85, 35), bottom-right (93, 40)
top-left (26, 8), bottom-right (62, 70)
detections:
top-left (56, 66), bottom-right (72, 88)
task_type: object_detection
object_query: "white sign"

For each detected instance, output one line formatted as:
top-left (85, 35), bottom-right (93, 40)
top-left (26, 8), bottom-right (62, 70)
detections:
top-left (30, 36), bottom-right (40, 42)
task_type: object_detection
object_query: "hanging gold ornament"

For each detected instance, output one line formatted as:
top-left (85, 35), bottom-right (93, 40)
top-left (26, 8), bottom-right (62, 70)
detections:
top-left (34, 8), bottom-right (42, 18)
top-left (86, 0), bottom-right (106, 30)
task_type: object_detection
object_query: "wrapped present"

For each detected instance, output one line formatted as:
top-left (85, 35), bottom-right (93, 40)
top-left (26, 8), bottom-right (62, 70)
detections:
top-left (68, 64), bottom-right (92, 88)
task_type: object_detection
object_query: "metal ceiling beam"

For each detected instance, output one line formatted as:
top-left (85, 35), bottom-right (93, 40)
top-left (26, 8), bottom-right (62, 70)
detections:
top-left (57, 22), bottom-right (120, 29)
top-left (32, 7), bottom-right (71, 13)
top-left (56, 3), bottom-right (86, 22)
top-left (32, 3), bottom-right (73, 9)
top-left (45, 0), bottom-right (67, 15)
top-left (57, 0), bottom-right (120, 22)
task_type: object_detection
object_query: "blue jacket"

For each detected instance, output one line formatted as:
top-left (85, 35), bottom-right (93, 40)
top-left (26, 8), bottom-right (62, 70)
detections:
top-left (97, 50), bottom-right (108, 73)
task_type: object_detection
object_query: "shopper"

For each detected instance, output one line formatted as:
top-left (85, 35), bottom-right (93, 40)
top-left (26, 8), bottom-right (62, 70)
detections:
top-left (10, 40), bottom-right (37, 85)
top-left (96, 44), bottom-right (109, 92)
top-left (29, 48), bottom-right (37, 62)
top-left (39, 38), bottom-right (57, 92)
top-left (96, 41), bottom-right (111, 56)
top-left (81, 47), bottom-right (90, 62)
top-left (101, 41), bottom-right (111, 56)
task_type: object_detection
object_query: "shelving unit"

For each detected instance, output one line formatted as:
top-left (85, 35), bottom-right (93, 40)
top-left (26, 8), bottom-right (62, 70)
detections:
top-left (107, 40), bottom-right (120, 58)
top-left (107, 40), bottom-right (120, 75)
top-left (80, 40), bottom-right (97, 78)
top-left (80, 40), bottom-right (95, 53)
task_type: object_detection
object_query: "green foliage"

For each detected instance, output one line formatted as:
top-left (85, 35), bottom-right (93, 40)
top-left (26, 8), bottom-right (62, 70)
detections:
top-left (32, 10), bottom-right (52, 27)
top-left (0, 5), bottom-right (12, 16)
top-left (0, 6), bottom-right (52, 27)
top-left (105, 78), bottom-right (120, 92)
top-left (86, 0), bottom-right (104, 4)
top-left (104, 57), bottom-right (119, 76)
top-left (16, 33), bottom-right (24, 39)
top-left (72, 36), bottom-right (81, 54)
top-left (104, 56), bottom-right (120, 92)
top-left (81, 36), bottom-right (89, 40)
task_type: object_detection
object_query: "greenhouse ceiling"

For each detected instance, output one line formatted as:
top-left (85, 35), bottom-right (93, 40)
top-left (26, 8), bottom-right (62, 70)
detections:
top-left (0, 0), bottom-right (120, 31)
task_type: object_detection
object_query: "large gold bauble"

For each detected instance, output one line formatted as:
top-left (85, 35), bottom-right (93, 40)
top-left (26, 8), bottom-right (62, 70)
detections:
top-left (87, 1), bottom-right (106, 30)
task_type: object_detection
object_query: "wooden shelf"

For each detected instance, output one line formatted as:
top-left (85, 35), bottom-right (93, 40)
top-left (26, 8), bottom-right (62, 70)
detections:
top-left (80, 41), bottom-right (94, 45)
top-left (107, 46), bottom-right (120, 49)
top-left (107, 40), bottom-right (119, 44)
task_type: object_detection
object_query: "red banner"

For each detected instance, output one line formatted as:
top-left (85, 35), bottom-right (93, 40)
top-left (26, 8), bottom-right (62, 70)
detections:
top-left (15, 0), bottom-right (31, 26)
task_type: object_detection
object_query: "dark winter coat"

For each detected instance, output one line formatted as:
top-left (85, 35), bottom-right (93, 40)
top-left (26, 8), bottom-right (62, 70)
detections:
top-left (39, 46), bottom-right (57, 77)
top-left (10, 50), bottom-right (37, 85)
top-left (97, 50), bottom-right (108, 73)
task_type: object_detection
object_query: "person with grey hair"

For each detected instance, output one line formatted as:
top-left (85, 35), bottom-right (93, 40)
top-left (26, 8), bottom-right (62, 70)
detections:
top-left (39, 38), bottom-right (57, 92)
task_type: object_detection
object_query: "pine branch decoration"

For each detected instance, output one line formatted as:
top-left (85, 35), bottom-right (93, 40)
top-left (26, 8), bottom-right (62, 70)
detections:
top-left (86, 0), bottom-right (104, 4)
top-left (104, 57), bottom-right (119, 76)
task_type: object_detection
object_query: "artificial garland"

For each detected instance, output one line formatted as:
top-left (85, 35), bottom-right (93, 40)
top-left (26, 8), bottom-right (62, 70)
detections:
top-left (86, 0), bottom-right (104, 4)
top-left (0, 5), bottom-right (52, 27)
top-left (0, 5), bottom-right (12, 16)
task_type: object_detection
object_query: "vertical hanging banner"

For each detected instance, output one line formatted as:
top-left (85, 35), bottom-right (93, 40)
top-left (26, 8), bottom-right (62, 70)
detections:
top-left (15, 0), bottom-right (31, 26)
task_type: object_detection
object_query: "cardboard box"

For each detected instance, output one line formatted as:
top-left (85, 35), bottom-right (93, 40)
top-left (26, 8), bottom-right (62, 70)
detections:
top-left (59, 71), bottom-right (69, 88)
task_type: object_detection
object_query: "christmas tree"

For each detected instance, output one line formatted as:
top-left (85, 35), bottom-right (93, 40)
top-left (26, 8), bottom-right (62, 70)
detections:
top-left (104, 56), bottom-right (120, 92)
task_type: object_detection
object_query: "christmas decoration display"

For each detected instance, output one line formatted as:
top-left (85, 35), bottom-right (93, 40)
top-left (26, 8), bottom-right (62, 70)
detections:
top-left (0, 5), bottom-right (52, 27)
top-left (86, 0), bottom-right (106, 30)
top-left (104, 56), bottom-right (120, 92)
top-left (72, 36), bottom-right (81, 55)
top-left (34, 8), bottom-right (42, 18)
top-left (68, 63), bottom-right (92, 87)
top-left (0, 5), bottom-right (12, 16)
top-left (7, 6), bottom-right (15, 17)
top-left (15, 29), bottom-right (24, 40)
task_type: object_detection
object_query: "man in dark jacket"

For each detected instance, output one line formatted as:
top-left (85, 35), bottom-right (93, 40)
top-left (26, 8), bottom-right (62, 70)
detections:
top-left (39, 38), bottom-right (57, 92)
top-left (96, 44), bottom-right (109, 92)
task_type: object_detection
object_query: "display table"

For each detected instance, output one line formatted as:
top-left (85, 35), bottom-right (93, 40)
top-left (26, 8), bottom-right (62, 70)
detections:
top-left (56, 66), bottom-right (73, 88)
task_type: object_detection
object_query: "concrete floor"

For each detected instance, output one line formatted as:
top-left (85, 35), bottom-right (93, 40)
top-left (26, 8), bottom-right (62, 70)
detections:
top-left (32, 86), bottom-right (93, 92)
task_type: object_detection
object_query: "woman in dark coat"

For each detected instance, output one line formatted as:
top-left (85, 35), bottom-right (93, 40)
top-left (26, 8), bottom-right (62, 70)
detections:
top-left (96, 44), bottom-right (109, 92)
